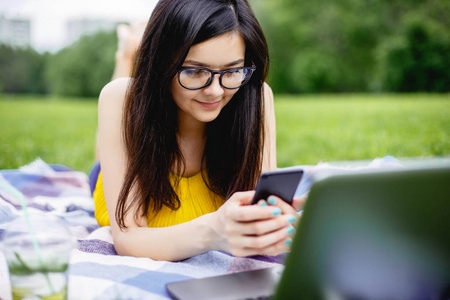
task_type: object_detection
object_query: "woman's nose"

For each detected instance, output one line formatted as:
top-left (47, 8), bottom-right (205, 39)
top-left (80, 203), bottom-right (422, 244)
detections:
top-left (203, 74), bottom-right (224, 97)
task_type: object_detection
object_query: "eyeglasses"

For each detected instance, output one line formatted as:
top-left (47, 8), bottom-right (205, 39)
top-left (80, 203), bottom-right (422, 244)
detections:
top-left (177, 66), bottom-right (256, 90)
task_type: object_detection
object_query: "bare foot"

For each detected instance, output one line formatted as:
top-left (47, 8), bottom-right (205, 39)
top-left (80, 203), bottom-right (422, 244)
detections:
top-left (112, 22), bottom-right (146, 80)
top-left (116, 22), bottom-right (146, 61)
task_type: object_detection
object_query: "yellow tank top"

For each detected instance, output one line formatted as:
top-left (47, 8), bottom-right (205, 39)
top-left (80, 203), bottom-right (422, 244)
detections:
top-left (93, 171), bottom-right (225, 227)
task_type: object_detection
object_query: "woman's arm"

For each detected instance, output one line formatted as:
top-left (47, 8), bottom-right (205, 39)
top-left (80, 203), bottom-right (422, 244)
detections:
top-left (112, 192), bottom-right (295, 261)
top-left (262, 83), bottom-right (277, 172)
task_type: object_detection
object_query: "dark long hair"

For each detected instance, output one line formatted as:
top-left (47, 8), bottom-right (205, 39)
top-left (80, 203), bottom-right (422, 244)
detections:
top-left (116, 0), bottom-right (269, 229)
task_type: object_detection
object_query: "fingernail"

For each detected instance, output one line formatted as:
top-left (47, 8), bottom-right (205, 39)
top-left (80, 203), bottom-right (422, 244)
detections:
top-left (259, 200), bottom-right (268, 207)
top-left (272, 207), bottom-right (282, 216)
top-left (268, 196), bottom-right (277, 205)
top-left (285, 240), bottom-right (292, 246)
top-left (287, 215), bottom-right (296, 224)
top-left (287, 226), bottom-right (295, 235)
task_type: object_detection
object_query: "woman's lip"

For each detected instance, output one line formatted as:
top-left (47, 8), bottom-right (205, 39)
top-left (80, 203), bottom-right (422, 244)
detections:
top-left (197, 100), bottom-right (221, 109)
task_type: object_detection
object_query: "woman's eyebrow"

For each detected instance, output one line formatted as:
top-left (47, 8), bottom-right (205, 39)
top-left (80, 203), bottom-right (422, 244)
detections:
top-left (224, 59), bottom-right (245, 67)
top-left (183, 59), bottom-right (245, 68)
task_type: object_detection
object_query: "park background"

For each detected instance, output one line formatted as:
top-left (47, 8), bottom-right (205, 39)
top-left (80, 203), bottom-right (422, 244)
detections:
top-left (0, 0), bottom-right (449, 174)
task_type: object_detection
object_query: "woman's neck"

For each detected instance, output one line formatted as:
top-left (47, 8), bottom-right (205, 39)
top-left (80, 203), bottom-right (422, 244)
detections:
top-left (175, 113), bottom-right (207, 177)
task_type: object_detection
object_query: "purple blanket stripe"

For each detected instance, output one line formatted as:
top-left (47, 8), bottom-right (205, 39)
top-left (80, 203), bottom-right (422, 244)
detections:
top-left (88, 161), bottom-right (101, 195)
top-left (78, 239), bottom-right (118, 256)
top-left (80, 224), bottom-right (100, 234)
top-left (251, 253), bottom-right (286, 264)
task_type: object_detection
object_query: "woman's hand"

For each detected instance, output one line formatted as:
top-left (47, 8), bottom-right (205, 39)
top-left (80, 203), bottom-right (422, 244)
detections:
top-left (259, 195), bottom-right (306, 228)
top-left (210, 191), bottom-right (297, 257)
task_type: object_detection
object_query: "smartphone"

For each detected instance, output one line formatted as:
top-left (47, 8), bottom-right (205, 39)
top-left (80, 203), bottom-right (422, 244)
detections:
top-left (251, 169), bottom-right (304, 205)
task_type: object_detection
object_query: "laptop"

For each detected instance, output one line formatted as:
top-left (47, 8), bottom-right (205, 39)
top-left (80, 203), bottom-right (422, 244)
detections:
top-left (166, 164), bottom-right (450, 300)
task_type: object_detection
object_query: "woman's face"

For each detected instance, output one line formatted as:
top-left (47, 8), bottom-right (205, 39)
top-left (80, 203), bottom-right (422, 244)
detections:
top-left (171, 31), bottom-right (246, 126)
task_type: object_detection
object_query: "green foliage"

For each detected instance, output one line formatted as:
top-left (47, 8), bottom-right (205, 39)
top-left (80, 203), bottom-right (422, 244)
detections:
top-left (253, 0), bottom-right (450, 93)
top-left (289, 50), bottom-right (339, 93)
top-left (374, 15), bottom-right (450, 92)
top-left (0, 44), bottom-right (47, 94)
top-left (2, 1), bottom-right (450, 96)
top-left (45, 31), bottom-right (117, 97)
top-left (0, 29), bottom-right (116, 97)
top-left (255, 0), bottom-right (381, 93)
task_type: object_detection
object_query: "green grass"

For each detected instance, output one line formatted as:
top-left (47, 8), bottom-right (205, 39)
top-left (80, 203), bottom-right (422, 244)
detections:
top-left (275, 93), bottom-right (450, 167)
top-left (1, 93), bottom-right (449, 174)
top-left (0, 95), bottom-right (98, 174)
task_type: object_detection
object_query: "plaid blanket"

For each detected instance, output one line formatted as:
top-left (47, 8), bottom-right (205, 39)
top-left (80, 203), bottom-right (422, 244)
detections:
top-left (0, 157), bottom-right (403, 299)
top-left (0, 159), bottom-right (284, 300)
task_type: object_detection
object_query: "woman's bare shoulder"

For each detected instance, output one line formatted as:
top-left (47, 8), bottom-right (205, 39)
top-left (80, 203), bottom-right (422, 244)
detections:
top-left (263, 82), bottom-right (274, 101)
top-left (98, 77), bottom-right (132, 110)
top-left (97, 77), bottom-right (133, 139)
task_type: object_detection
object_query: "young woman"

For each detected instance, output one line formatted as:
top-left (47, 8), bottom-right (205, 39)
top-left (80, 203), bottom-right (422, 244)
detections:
top-left (92, 0), bottom-right (303, 261)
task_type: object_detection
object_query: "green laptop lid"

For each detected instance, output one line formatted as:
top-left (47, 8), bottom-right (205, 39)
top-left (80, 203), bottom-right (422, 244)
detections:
top-left (275, 165), bottom-right (450, 300)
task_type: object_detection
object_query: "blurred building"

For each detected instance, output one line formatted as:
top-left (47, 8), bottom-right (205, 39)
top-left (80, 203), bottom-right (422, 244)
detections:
top-left (0, 14), bottom-right (118, 51)
top-left (0, 15), bottom-right (31, 47)
top-left (66, 18), bottom-right (118, 47)
top-left (0, 0), bottom-right (156, 53)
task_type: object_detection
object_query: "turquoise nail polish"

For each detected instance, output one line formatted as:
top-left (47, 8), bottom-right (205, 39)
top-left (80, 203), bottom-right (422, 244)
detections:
top-left (268, 196), bottom-right (277, 205)
top-left (287, 215), bottom-right (296, 224)
top-left (285, 240), bottom-right (292, 246)
top-left (287, 226), bottom-right (295, 235)
top-left (272, 208), bottom-right (282, 216)
top-left (259, 201), bottom-right (268, 207)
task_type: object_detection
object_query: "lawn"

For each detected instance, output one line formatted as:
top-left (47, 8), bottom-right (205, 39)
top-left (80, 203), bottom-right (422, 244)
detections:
top-left (275, 93), bottom-right (450, 167)
top-left (1, 93), bottom-right (449, 174)
top-left (0, 95), bottom-right (98, 174)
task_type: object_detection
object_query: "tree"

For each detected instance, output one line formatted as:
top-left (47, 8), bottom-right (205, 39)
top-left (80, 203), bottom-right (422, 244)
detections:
top-left (0, 44), bottom-right (47, 94)
top-left (375, 15), bottom-right (450, 92)
top-left (45, 30), bottom-right (117, 97)
top-left (251, 0), bottom-right (450, 93)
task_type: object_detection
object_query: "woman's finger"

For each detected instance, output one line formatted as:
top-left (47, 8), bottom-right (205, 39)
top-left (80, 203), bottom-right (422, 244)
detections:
top-left (228, 203), bottom-right (283, 222)
top-left (228, 214), bottom-right (296, 236)
top-left (292, 196), bottom-right (306, 211)
top-left (266, 196), bottom-right (297, 215)
top-left (232, 236), bottom-right (293, 257)
top-left (266, 195), bottom-right (306, 212)
top-left (227, 190), bottom-right (256, 206)
top-left (239, 224), bottom-right (295, 249)
top-left (265, 195), bottom-right (304, 227)
top-left (259, 237), bottom-right (292, 256)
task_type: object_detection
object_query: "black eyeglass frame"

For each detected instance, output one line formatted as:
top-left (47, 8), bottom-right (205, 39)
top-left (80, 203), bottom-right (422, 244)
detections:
top-left (177, 66), bottom-right (257, 90)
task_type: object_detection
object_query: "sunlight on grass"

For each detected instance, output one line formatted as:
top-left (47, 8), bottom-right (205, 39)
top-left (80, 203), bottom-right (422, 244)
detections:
top-left (1, 93), bottom-right (449, 173)
top-left (0, 95), bottom-right (98, 173)
top-left (275, 94), bottom-right (450, 167)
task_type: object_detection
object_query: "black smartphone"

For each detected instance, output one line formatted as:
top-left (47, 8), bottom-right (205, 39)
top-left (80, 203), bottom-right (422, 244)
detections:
top-left (251, 169), bottom-right (304, 205)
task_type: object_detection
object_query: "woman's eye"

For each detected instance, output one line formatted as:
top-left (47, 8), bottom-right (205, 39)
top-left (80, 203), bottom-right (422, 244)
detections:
top-left (186, 69), bottom-right (208, 77)
top-left (185, 69), bottom-right (197, 76)
top-left (225, 69), bottom-right (243, 77)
